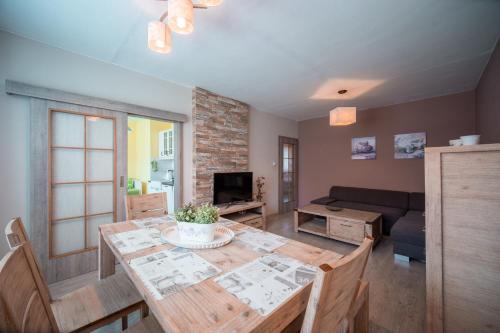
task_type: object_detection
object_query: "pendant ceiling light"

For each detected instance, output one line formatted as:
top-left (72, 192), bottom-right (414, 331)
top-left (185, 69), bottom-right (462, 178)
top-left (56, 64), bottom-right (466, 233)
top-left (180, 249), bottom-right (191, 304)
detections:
top-left (148, 0), bottom-right (222, 54)
top-left (330, 107), bottom-right (357, 126)
top-left (200, 0), bottom-right (223, 6)
top-left (168, 0), bottom-right (194, 34)
top-left (148, 21), bottom-right (172, 54)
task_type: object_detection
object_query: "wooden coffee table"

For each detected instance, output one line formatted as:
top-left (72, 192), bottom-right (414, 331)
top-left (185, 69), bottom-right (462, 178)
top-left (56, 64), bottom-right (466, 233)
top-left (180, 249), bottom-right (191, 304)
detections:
top-left (294, 204), bottom-right (382, 247)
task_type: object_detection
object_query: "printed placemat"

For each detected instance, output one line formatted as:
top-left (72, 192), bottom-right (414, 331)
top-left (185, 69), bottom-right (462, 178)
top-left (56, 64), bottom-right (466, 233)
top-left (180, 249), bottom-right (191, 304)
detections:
top-left (109, 228), bottom-right (163, 254)
top-left (215, 253), bottom-right (317, 315)
top-left (234, 229), bottom-right (287, 253)
top-left (130, 247), bottom-right (221, 300)
top-left (132, 215), bottom-right (175, 228)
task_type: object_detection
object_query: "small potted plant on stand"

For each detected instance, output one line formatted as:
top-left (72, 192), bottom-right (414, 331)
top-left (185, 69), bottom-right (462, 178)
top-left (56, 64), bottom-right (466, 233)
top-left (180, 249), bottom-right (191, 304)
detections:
top-left (175, 203), bottom-right (219, 243)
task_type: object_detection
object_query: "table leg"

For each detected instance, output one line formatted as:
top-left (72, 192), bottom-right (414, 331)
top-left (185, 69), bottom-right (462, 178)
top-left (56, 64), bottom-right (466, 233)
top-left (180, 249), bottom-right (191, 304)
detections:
top-left (98, 229), bottom-right (115, 280)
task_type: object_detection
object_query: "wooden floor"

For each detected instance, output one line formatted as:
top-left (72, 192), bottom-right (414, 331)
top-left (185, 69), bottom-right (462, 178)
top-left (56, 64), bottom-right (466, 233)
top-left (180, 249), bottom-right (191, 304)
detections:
top-left (49, 212), bottom-right (426, 333)
top-left (266, 212), bottom-right (426, 333)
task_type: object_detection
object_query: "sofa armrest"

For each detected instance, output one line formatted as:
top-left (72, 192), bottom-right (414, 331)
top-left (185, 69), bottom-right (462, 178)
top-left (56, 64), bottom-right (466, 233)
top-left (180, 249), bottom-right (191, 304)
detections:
top-left (311, 196), bottom-right (336, 205)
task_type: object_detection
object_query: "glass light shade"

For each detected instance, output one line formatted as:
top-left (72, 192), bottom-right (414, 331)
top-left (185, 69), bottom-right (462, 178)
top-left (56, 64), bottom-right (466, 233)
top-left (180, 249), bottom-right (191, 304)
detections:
top-left (168, 0), bottom-right (194, 35)
top-left (330, 107), bottom-right (356, 126)
top-left (200, 0), bottom-right (223, 6)
top-left (148, 21), bottom-right (172, 54)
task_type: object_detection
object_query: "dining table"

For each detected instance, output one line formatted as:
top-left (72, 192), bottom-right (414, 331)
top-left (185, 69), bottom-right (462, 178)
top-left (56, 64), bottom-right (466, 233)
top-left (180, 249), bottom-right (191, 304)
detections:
top-left (98, 215), bottom-right (353, 332)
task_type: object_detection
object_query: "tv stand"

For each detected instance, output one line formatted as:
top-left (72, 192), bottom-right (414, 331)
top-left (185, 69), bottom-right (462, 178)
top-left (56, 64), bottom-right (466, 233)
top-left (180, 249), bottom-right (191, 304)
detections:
top-left (224, 200), bottom-right (247, 209)
top-left (218, 201), bottom-right (267, 230)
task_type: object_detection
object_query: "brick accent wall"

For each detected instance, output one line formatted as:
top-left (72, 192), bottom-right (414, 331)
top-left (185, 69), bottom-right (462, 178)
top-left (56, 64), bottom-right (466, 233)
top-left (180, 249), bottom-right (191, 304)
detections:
top-left (192, 87), bottom-right (249, 205)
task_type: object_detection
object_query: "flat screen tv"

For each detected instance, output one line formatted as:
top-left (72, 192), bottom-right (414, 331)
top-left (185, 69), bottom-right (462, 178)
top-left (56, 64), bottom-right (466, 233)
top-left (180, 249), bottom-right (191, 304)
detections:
top-left (213, 172), bottom-right (253, 205)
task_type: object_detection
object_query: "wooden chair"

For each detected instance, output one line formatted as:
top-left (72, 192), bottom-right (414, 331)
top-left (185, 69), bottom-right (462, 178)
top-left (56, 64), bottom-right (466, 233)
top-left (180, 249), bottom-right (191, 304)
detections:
top-left (4, 217), bottom-right (147, 332)
top-left (301, 237), bottom-right (373, 333)
top-left (125, 192), bottom-right (168, 220)
top-left (0, 244), bottom-right (163, 333)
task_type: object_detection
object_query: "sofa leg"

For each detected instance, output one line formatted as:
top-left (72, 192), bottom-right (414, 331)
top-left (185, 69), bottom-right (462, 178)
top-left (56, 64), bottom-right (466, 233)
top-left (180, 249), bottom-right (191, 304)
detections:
top-left (394, 254), bottom-right (410, 262)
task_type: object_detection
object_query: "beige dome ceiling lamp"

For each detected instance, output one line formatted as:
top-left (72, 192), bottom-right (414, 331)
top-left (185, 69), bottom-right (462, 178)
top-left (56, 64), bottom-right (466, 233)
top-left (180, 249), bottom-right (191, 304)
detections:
top-left (329, 89), bottom-right (357, 126)
top-left (148, 0), bottom-right (222, 54)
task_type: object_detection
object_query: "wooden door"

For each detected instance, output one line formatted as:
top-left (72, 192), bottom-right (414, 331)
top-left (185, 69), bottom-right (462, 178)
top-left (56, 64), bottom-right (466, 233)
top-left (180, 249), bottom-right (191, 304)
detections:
top-left (279, 136), bottom-right (298, 213)
top-left (31, 100), bottom-right (127, 283)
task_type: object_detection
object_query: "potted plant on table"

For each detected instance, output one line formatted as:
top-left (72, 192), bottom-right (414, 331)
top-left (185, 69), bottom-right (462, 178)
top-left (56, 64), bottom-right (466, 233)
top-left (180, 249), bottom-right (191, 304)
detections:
top-left (175, 203), bottom-right (219, 243)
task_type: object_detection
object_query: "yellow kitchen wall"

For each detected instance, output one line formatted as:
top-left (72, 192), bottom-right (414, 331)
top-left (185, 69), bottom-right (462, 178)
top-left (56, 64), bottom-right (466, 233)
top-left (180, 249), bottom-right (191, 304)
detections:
top-left (128, 117), bottom-right (173, 193)
top-left (150, 120), bottom-right (172, 159)
top-left (127, 117), bottom-right (151, 184)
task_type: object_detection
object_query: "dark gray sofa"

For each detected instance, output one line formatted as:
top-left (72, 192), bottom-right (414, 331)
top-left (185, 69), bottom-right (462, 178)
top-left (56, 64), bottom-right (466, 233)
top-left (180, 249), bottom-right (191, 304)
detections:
top-left (312, 186), bottom-right (409, 235)
top-left (311, 186), bottom-right (426, 261)
top-left (391, 193), bottom-right (426, 261)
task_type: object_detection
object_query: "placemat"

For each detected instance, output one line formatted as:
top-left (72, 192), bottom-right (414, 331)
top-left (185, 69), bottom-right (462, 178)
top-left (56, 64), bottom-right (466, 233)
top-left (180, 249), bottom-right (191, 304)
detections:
top-left (130, 247), bottom-right (221, 300)
top-left (215, 253), bottom-right (316, 315)
top-left (109, 228), bottom-right (163, 254)
top-left (234, 229), bottom-right (287, 253)
top-left (132, 215), bottom-right (175, 228)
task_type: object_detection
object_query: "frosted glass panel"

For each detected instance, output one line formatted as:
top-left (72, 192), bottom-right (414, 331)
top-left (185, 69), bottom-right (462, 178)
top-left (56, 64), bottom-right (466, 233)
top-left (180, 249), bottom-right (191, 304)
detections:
top-left (87, 150), bottom-right (113, 181)
top-left (87, 214), bottom-right (113, 247)
top-left (87, 182), bottom-right (113, 214)
top-left (53, 149), bottom-right (84, 183)
top-left (87, 117), bottom-right (114, 149)
top-left (53, 184), bottom-right (84, 219)
top-left (283, 144), bottom-right (290, 158)
top-left (52, 218), bottom-right (85, 255)
top-left (52, 112), bottom-right (84, 147)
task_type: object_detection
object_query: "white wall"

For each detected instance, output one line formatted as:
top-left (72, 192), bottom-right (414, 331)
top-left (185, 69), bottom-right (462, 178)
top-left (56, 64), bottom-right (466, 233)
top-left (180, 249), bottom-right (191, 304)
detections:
top-left (0, 31), bottom-right (193, 256)
top-left (249, 108), bottom-right (298, 216)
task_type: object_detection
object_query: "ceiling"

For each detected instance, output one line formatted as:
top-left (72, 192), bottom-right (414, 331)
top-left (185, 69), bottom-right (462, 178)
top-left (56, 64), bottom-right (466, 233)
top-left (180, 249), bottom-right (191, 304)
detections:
top-left (1, 0), bottom-right (499, 120)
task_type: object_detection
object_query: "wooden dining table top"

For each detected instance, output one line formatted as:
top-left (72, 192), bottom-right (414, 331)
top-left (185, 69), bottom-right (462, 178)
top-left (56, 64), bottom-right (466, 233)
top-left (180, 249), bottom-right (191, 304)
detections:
top-left (98, 218), bottom-right (343, 333)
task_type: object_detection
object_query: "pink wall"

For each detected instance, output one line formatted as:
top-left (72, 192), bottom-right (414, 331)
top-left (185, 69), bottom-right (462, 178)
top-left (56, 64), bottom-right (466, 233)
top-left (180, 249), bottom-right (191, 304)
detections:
top-left (298, 91), bottom-right (475, 206)
top-left (476, 41), bottom-right (500, 144)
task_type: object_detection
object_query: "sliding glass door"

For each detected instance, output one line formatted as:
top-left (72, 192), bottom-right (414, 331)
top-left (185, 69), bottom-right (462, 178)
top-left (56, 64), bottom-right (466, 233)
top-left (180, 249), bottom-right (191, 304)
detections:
top-left (49, 110), bottom-right (116, 257)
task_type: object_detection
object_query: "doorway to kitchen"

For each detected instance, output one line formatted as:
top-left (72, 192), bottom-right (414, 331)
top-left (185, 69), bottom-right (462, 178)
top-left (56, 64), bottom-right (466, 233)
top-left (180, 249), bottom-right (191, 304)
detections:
top-left (127, 116), bottom-right (177, 213)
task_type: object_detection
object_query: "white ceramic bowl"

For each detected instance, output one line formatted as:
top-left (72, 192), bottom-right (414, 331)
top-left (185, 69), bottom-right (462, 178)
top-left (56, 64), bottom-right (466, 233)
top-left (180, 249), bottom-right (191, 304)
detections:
top-left (449, 139), bottom-right (462, 146)
top-left (177, 221), bottom-right (216, 243)
top-left (460, 135), bottom-right (480, 145)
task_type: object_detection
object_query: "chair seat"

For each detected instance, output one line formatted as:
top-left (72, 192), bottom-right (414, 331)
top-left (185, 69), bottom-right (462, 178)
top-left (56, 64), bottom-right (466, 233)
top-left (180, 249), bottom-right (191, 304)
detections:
top-left (125, 315), bottom-right (164, 333)
top-left (51, 272), bottom-right (144, 333)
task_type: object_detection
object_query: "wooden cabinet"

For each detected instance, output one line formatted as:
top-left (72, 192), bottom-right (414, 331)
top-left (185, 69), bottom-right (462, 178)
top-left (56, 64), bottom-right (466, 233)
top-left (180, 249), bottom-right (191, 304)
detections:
top-left (159, 129), bottom-right (174, 160)
top-left (329, 217), bottom-right (365, 244)
top-left (425, 144), bottom-right (500, 333)
top-left (218, 201), bottom-right (267, 230)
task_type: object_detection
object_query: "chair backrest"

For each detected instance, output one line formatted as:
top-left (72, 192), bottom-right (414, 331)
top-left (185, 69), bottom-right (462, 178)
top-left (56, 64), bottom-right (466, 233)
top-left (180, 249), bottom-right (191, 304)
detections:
top-left (5, 218), bottom-right (53, 303)
top-left (125, 192), bottom-right (168, 220)
top-left (5, 217), bottom-right (29, 248)
top-left (0, 244), bottom-right (59, 333)
top-left (301, 237), bottom-right (373, 333)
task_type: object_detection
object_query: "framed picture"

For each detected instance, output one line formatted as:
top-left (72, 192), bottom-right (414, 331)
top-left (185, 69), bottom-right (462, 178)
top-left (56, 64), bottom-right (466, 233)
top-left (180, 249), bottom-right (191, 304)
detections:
top-left (351, 136), bottom-right (376, 160)
top-left (394, 132), bottom-right (426, 159)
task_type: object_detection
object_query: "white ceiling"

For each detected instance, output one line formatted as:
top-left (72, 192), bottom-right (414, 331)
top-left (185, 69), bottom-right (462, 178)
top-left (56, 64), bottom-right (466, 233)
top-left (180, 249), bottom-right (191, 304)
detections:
top-left (1, 0), bottom-right (499, 120)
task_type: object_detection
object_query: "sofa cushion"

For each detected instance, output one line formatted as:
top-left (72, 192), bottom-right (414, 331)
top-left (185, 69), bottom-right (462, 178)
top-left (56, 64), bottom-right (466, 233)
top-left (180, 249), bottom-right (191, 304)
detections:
top-left (310, 196), bottom-right (337, 205)
top-left (329, 201), bottom-right (406, 235)
top-left (393, 241), bottom-right (425, 261)
top-left (329, 186), bottom-right (409, 210)
top-left (409, 192), bottom-right (425, 211)
top-left (404, 210), bottom-right (425, 219)
top-left (391, 211), bottom-right (425, 247)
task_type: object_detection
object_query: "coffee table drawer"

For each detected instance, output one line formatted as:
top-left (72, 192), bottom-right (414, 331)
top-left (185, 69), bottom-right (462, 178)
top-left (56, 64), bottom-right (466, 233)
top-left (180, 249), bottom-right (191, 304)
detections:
top-left (329, 218), bottom-right (365, 243)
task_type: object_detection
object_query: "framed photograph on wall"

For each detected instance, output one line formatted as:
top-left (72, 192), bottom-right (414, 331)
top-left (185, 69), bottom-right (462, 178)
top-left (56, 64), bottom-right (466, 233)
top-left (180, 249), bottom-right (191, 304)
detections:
top-left (394, 132), bottom-right (426, 159)
top-left (351, 136), bottom-right (376, 160)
